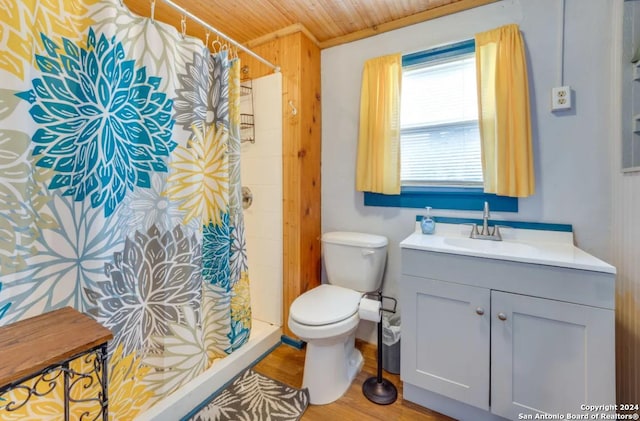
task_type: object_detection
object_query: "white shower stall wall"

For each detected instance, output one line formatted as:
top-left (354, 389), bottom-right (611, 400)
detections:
top-left (137, 72), bottom-right (284, 421)
top-left (241, 72), bottom-right (284, 327)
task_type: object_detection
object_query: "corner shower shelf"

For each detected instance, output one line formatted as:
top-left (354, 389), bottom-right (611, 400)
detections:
top-left (241, 113), bottom-right (254, 129)
top-left (240, 84), bottom-right (253, 97)
top-left (240, 79), bottom-right (255, 144)
top-left (240, 113), bottom-right (255, 144)
top-left (0, 307), bottom-right (112, 420)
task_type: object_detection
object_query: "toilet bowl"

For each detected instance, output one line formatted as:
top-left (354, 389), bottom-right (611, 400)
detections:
top-left (288, 232), bottom-right (388, 405)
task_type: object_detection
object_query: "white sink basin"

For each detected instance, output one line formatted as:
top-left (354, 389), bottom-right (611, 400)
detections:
top-left (443, 237), bottom-right (542, 255)
top-left (399, 222), bottom-right (616, 274)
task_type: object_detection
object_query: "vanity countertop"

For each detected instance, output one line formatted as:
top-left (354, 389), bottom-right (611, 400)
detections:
top-left (400, 223), bottom-right (616, 274)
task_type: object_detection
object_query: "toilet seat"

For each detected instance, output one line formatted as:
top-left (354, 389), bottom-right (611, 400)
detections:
top-left (290, 284), bottom-right (363, 326)
top-left (288, 312), bottom-right (360, 340)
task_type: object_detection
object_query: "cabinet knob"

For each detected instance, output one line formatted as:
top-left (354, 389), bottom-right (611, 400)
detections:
top-left (497, 312), bottom-right (507, 321)
top-left (475, 307), bottom-right (485, 315)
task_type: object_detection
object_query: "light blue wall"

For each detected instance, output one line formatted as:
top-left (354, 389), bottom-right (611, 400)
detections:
top-left (320, 0), bottom-right (615, 332)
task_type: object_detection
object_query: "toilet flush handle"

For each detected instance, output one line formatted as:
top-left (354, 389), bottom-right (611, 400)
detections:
top-left (361, 249), bottom-right (375, 256)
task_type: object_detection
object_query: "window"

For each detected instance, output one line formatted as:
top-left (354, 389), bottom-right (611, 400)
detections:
top-left (401, 40), bottom-right (482, 187)
top-left (363, 40), bottom-right (518, 212)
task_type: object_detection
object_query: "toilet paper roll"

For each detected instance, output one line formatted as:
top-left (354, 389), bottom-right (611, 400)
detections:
top-left (358, 297), bottom-right (381, 322)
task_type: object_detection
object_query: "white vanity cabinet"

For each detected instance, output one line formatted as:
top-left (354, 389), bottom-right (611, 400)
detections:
top-left (401, 275), bottom-right (491, 410)
top-left (400, 245), bottom-right (615, 421)
top-left (490, 291), bottom-right (614, 419)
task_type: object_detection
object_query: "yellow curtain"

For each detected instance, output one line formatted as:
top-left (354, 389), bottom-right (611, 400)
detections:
top-left (356, 53), bottom-right (402, 195)
top-left (475, 24), bottom-right (535, 197)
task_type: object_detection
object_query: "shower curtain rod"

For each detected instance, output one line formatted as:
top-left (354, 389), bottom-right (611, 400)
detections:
top-left (161, 0), bottom-right (281, 73)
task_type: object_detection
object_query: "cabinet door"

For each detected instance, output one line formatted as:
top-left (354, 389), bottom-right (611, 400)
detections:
top-left (491, 291), bottom-right (615, 419)
top-left (401, 275), bottom-right (491, 410)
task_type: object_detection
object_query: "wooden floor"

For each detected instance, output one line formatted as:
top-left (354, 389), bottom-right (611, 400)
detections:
top-left (252, 340), bottom-right (455, 421)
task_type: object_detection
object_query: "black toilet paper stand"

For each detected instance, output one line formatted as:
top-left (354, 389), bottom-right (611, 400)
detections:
top-left (362, 291), bottom-right (398, 405)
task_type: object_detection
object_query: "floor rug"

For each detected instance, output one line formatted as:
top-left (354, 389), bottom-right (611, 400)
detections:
top-left (187, 369), bottom-right (310, 421)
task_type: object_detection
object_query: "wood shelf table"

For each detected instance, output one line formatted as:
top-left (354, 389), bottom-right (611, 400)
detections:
top-left (0, 307), bottom-right (113, 420)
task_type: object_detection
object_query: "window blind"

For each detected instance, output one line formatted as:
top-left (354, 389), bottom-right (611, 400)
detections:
top-left (400, 52), bottom-right (482, 186)
top-left (401, 122), bottom-right (482, 184)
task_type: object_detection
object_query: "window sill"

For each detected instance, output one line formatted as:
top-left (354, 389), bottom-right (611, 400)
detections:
top-left (363, 186), bottom-right (518, 212)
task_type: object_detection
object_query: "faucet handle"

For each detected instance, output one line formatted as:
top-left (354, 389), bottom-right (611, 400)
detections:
top-left (492, 224), bottom-right (512, 240)
top-left (461, 223), bottom-right (478, 238)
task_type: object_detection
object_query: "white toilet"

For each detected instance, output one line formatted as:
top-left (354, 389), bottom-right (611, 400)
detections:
top-left (288, 231), bottom-right (388, 405)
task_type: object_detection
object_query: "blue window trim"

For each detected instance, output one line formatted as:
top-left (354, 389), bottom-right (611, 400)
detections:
top-left (364, 38), bottom-right (520, 213)
top-left (403, 39), bottom-right (475, 67)
top-left (364, 187), bottom-right (518, 212)
top-left (414, 215), bottom-right (572, 233)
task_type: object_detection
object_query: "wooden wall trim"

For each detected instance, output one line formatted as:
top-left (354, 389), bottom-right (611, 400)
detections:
top-left (243, 0), bottom-right (498, 51)
top-left (246, 23), bottom-right (320, 49)
top-left (318, 0), bottom-right (499, 49)
top-left (126, 0), bottom-right (499, 54)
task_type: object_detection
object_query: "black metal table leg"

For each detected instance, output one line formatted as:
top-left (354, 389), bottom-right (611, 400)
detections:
top-left (362, 291), bottom-right (398, 405)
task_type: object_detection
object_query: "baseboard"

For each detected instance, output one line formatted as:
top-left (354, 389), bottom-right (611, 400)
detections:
top-left (281, 334), bottom-right (305, 349)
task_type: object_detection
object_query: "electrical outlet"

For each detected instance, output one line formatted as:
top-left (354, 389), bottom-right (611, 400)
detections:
top-left (551, 86), bottom-right (572, 111)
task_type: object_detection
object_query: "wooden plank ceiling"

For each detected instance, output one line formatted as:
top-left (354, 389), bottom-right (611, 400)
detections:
top-left (122, 0), bottom-right (497, 49)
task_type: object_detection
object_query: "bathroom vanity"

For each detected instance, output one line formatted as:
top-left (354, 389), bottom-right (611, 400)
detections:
top-left (399, 224), bottom-right (616, 421)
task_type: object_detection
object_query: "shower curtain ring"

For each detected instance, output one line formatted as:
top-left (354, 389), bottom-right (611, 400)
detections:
top-left (205, 32), bottom-right (211, 50)
top-left (180, 15), bottom-right (187, 38)
top-left (150, 0), bottom-right (156, 23)
top-left (212, 35), bottom-right (221, 53)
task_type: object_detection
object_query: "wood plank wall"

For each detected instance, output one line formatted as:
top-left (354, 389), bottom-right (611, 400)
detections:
top-left (238, 31), bottom-right (322, 338)
top-left (612, 173), bottom-right (640, 405)
top-left (611, 0), bottom-right (640, 404)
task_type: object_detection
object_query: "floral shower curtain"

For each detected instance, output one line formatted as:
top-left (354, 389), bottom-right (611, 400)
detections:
top-left (0, 0), bottom-right (251, 418)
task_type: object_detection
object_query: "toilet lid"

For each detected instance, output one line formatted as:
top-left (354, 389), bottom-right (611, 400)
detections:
top-left (290, 284), bottom-right (363, 326)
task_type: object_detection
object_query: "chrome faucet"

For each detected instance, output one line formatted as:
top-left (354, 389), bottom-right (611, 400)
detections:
top-left (466, 201), bottom-right (503, 241)
top-left (481, 201), bottom-right (491, 236)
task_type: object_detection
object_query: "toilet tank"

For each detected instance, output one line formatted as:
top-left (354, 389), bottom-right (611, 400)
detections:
top-left (322, 232), bottom-right (388, 292)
